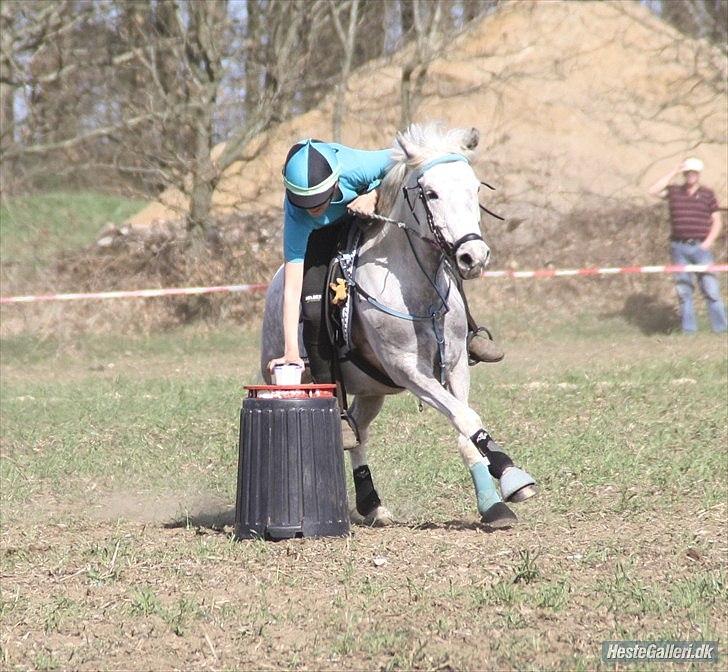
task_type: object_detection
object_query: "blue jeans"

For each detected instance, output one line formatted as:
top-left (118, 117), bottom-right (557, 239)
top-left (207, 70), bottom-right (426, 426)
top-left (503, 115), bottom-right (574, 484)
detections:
top-left (670, 241), bottom-right (727, 333)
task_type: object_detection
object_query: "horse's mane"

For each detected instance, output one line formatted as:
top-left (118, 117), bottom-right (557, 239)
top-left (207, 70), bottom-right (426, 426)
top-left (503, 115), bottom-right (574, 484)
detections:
top-left (378, 123), bottom-right (478, 216)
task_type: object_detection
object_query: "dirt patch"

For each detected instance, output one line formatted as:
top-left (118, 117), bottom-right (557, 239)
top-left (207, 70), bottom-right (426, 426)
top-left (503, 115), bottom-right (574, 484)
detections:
top-left (1, 495), bottom-right (725, 670)
top-left (613, 292), bottom-right (681, 335)
top-left (87, 491), bottom-right (231, 527)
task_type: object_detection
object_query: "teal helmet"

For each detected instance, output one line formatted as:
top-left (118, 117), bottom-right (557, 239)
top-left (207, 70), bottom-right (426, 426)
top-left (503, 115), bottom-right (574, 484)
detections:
top-left (283, 140), bottom-right (341, 208)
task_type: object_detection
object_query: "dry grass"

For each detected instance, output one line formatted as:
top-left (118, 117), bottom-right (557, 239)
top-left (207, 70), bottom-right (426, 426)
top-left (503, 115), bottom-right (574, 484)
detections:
top-left (3, 202), bottom-right (724, 341)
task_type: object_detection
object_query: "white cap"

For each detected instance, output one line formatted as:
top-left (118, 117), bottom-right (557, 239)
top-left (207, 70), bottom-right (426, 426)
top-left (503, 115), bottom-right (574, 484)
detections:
top-left (681, 157), bottom-right (704, 173)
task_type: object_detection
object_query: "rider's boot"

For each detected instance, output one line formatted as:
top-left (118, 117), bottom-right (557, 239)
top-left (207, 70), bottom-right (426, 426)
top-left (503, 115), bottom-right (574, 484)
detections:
top-left (468, 326), bottom-right (505, 364)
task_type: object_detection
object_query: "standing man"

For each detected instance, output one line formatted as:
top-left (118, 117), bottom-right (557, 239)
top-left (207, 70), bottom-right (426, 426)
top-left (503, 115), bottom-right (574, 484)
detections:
top-left (648, 157), bottom-right (727, 333)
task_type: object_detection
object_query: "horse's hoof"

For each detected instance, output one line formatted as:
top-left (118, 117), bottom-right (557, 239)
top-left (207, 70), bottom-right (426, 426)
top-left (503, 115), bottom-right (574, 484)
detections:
top-left (364, 505), bottom-right (395, 527)
top-left (481, 502), bottom-right (517, 529)
top-left (508, 483), bottom-right (539, 503)
top-left (500, 467), bottom-right (537, 503)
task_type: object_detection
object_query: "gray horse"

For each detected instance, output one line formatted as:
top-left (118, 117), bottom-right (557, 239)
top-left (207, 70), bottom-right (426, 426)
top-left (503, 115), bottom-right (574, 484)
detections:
top-left (260, 123), bottom-right (536, 528)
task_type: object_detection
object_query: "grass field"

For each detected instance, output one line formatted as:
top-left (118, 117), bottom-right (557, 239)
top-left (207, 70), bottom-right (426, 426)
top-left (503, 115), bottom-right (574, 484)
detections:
top-left (1, 317), bottom-right (726, 670)
top-left (0, 191), bottom-right (144, 269)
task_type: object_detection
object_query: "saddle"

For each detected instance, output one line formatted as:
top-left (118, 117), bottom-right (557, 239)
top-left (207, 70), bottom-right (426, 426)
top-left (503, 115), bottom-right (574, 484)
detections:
top-left (324, 218), bottom-right (403, 390)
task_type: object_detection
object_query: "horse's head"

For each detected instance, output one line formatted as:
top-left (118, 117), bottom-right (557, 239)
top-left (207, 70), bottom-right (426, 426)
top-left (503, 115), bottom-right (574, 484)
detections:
top-left (414, 158), bottom-right (490, 279)
top-left (381, 124), bottom-right (491, 279)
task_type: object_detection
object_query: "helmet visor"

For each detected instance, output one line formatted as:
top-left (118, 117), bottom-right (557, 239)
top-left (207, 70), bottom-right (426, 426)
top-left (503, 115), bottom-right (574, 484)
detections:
top-left (286, 183), bottom-right (337, 209)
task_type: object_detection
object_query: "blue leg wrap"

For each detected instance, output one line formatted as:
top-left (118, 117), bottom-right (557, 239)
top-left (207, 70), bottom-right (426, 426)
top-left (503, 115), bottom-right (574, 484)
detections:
top-left (469, 460), bottom-right (502, 515)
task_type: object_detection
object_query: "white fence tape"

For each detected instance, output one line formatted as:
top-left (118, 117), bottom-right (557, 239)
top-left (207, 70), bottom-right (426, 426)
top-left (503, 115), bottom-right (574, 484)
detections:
top-left (1, 265), bottom-right (726, 305)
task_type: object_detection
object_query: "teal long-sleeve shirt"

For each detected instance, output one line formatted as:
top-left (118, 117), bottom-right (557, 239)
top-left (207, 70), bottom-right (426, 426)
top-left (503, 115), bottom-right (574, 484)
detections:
top-left (283, 144), bottom-right (393, 262)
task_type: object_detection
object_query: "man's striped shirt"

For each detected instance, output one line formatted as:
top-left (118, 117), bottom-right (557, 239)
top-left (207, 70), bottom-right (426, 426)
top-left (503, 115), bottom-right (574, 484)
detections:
top-left (665, 184), bottom-right (719, 241)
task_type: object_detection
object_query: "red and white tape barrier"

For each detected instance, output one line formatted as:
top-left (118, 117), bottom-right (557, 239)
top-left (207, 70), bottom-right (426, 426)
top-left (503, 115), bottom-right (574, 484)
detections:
top-left (1, 265), bottom-right (726, 305)
top-left (0, 283), bottom-right (269, 305)
top-left (480, 263), bottom-right (728, 279)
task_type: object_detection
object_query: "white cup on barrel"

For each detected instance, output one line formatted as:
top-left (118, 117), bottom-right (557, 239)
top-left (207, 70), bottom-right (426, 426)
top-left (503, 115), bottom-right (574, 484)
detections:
top-left (273, 363), bottom-right (304, 386)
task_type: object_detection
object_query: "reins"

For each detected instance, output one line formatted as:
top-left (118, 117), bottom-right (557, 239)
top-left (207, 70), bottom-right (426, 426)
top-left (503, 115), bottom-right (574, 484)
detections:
top-left (479, 181), bottom-right (505, 221)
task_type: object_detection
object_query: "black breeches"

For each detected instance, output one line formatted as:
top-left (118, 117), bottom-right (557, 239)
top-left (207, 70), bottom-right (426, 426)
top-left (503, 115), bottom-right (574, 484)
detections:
top-left (301, 220), bottom-right (347, 383)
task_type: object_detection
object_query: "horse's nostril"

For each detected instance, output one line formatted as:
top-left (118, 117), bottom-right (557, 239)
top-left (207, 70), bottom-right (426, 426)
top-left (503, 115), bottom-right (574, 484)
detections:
top-left (459, 253), bottom-right (474, 268)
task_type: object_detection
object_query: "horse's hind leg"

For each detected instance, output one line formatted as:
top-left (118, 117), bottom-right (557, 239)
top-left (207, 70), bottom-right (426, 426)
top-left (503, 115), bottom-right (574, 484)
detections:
top-left (347, 395), bottom-right (393, 526)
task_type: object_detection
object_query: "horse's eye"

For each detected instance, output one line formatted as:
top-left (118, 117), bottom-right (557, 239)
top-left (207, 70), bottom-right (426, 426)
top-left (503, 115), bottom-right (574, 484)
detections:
top-left (426, 190), bottom-right (438, 200)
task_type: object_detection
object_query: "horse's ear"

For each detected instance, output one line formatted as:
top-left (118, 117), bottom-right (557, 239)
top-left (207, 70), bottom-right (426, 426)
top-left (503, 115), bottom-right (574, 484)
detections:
top-left (396, 131), bottom-right (418, 160)
top-left (462, 127), bottom-right (479, 151)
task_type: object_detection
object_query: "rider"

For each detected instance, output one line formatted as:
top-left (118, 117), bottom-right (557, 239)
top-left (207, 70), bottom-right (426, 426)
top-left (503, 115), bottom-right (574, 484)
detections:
top-left (266, 139), bottom-right (504, 384)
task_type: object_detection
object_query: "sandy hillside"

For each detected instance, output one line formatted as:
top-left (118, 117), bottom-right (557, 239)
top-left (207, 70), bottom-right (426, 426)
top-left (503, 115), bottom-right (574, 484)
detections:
top-left (128, 0), bottom-right (727, 236)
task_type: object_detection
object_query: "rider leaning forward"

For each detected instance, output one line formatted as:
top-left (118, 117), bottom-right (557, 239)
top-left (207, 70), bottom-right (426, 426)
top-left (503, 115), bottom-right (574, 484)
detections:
top-left (266, 138), bottom-right (505, 382)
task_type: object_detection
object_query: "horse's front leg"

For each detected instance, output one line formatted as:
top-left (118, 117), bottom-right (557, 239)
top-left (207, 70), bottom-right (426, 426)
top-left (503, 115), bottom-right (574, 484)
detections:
top-left (347, 395), bottom-right (393, 526)
top-left (398, 365), bottom-right (524, 527)
top-left (447, 359), bottom-right (538, 510)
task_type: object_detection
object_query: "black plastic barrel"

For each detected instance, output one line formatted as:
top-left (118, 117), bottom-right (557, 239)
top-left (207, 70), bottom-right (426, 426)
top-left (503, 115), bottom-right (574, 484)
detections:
top-left (234, 389), bottom-right (350, 540)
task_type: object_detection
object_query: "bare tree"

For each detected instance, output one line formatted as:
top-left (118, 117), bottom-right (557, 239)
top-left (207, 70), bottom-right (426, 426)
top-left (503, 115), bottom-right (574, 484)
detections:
top-left (3, 0), bottom-right (481, 224)
top-left (1, 0), bottom-right (331, 233)
top-left (400, 0), bottom-right (445, 127)
top-left (244, 0), bottom-right (262, 120)
top-left (0, 3), bottom-right (17, 151)
top-left (330, 0), bottom-right (360, 141)
top-left (354, 0), bottom-right (387, 63)
top-left (400, 0), bottom-right (414, 36)
top-left (183, 0), bottom-right (228, 232)
top-left (657, 0), bottom-right (727, 47)
top-left (0, 1), bottom-right (99, 189)
top-left (461, 0), bottom-right (500, 25)
top-left (157, 0), bottom-right (327, 233)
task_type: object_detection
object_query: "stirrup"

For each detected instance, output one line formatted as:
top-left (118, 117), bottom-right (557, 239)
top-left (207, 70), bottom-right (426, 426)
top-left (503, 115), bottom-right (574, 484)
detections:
top-left (471, 325), bottom-right (494, 341)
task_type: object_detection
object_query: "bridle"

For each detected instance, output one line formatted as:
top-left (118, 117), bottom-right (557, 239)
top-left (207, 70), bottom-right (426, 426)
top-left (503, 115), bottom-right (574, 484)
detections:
top-left (401, 153), bottom-right (485, 266)
top-left (402, 183), bottom-right (485, 263)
